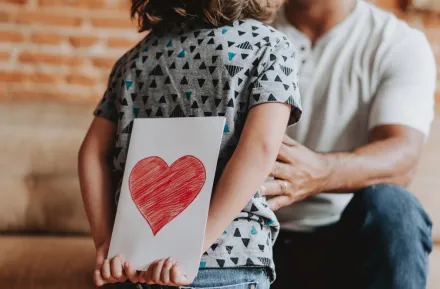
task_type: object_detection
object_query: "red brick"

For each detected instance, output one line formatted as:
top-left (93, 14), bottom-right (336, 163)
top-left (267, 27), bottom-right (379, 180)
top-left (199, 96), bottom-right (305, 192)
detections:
top-left (0, 71), bottom-right (25, 83)
top-left (66, 74), bottom-right (99, 86)
top-left (0, 31), bottom-right (24, 42)
top-left (17, 10), bottom-right (83, 27)
top-left (107, 36), bottom-right (137, 48)
top-left (0, 51), bottom-right (9, 61)
top-left (38, 0), bottom-right (108, 9)
top-left (19, 51), bottom-right (84, 66)
top-left (31, 32), bottom-right (64, 45)
top-left (91, 15), bottom-right (135, 29)
top-left (92, 57), bottom-right (117, 69)
top-left (0, 0), bottom-right (28, 4)
top-left (8, 87), bottom-right (99, 103)
top-left (27, 73), bottom-right (65, 84)
top-left (69, 35), bottom-right (99, 47)
top-left (0, 10), bottom-right (16, 22)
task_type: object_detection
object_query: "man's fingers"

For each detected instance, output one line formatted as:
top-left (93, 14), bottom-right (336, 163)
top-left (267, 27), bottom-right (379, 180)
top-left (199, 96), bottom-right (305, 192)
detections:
top-left (267, 195), bottom-right (292, 211)
top-left (110, 255), bottom-right (126, 282)
top-left (124, 262), bottom-right (139, 283)
top-left (269, 161), bottom-right (292, 181)
top-left (260, 180), bottom-right (291, 197)
top-left (282, 134), bottom-right (298, 146)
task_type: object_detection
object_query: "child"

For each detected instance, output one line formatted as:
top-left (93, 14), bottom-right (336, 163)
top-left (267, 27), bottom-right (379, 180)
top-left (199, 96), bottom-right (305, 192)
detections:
top-left (78, 0), bottom-right (302, 288)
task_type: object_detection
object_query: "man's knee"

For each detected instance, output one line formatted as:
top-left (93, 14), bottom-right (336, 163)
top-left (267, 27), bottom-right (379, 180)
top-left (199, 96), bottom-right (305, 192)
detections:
top-left (349, 184), bottom-right (432, 253)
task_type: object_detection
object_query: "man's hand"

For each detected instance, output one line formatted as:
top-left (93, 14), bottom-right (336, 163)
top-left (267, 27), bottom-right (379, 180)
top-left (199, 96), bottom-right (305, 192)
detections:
top-left (260, 135), bottom-right (333, 211)
top-left (138, 258), bottom-right (194, 286)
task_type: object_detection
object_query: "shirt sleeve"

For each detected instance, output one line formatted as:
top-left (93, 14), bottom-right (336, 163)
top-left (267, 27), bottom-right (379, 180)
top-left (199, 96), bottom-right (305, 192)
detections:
top-left (93, 60), bottom-right (121, 123)
top-left (369, 28), bottom-right (436, 137)
top-left (249, 39), bottom-right (302, 125)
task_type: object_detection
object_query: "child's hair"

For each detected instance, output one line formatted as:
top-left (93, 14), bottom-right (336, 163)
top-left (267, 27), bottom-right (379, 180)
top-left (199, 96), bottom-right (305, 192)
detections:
top-left (131, 0), bottom-right (285, 32)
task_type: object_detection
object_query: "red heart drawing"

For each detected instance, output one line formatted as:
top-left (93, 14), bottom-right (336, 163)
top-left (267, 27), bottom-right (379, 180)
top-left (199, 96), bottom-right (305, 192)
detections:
top-left (129, 155), bottom-right (206, 236)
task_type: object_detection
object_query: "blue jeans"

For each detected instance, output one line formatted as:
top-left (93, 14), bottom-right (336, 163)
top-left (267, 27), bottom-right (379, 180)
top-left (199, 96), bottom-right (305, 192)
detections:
top-left (115, 267), bottom-right (270, 289)
top-left (272, 184), bottom-right (433, 289)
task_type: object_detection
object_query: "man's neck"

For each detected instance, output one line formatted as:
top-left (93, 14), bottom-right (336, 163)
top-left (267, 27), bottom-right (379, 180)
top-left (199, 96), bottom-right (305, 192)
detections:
top-left (285, 0), bottom-right (358, 45)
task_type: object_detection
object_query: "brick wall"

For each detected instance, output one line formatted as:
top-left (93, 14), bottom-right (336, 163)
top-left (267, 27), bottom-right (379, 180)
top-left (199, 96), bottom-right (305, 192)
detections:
top-left (0, 0), bottom-right (439, 107)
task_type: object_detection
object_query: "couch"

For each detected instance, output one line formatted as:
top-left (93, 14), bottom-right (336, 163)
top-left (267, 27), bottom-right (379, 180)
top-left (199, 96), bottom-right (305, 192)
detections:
top-left (0, 101), bottom-right (438, 289)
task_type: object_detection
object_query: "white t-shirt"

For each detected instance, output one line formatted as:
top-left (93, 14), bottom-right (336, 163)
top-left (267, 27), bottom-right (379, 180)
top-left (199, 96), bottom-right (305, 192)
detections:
top-left (272, 1), bottom-right (436, 231)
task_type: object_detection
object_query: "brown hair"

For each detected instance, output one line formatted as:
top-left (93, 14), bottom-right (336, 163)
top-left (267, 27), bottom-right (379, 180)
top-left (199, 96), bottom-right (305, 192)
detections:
top-left (131, 0), bottom-right (284, 32)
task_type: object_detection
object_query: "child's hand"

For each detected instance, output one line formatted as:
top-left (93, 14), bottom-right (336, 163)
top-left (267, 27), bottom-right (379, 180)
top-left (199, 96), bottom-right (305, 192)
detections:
top-left (138, 257), bottom-right (194, 286)
top-left (94, 242), bottom-right (128, 286)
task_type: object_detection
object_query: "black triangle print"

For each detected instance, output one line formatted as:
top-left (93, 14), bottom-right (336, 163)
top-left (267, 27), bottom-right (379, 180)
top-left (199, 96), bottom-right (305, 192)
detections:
top-left (150, 80), bottom-right (157, 88)
top-left (250, 204), bottom-right (258, 212)
top-left (238, 78), bottom-right (243, 86)
top-left (207, 38), bottom-right (215, 45)
top-left (203, 251), bottom-right (208, 256)
top-left (218, 112), bottom-right (225, 116)
top-left (202, 95), bottom-right (209, 103)
top-left (236, 41), bottom-right (253, 50)
top-left (199, 62), bottom-right (207, 69)
top-left (191, 101), bottom-right (199, 109)
top-left (182, 62), bottom-right (190, 69)
top-left (282, 55), bottom-right (288, 62)
top-left (216, 259), bottom-right (225, 268)
top-left (210, 243), bottom-right (218, 251)
top-left (233, 228), bottom-right (241, 237)
top-left (208, 30), bottom-right (215, 37)
top-left (239, 20), bottom-right (245, 25)
top-left (198, 79), bottom-right (205, 88)
top-left (228, 41), bottom-right (235, 47)
top-left (270, 54), bottom-right (276, 61)
top-left (118, 112), bottom-right (124, 120)
top-left (159, 96), bottom-right (166, 103)
top-left (155, 108), bottom-right (163, 117)
top-left (255, 42), bottom-right (261, 49)
top-left (230, 257), bottom-right (239, 265)
top-left (252, 26), bottom-right (259, 31)
top-left (215, 44), bottom-right (223, 51)
top-left (258, 257), bottom-right (271, 266)
top-left (194, 31), bottom-right (201, 38)
top-left (223, 81), bottom-right (230, 90)
top-left (263, 36), bottom-right (270, 42)
top-left (145, 109), bottom-right (152, 116)
top-left (142, 56), bottom-right (148, 63)
top-left (215, 98), bottom-right (222, 107)
top-left (170, 62), bottom-right (176, 69)
top-left (139, 82), bottom-right (144, 90)
top-left (180, 36), bottom-right (187, 43)
top-left (267, 65), bottom-right (275, 71)
top-left (164, 76), bottom-right (171, 84)
top-left (242, 238), bottom-right (250, 247)
top-left (244, 69), bottom-right (250, 77)
top-left (284, 84), bottom-right (290, 91)
top-left (204, 112), bottom-right (212, 116)
top-left (209, 66), bottom-right (217, 74)
top-left (240, 53), bottom-right (249, 61)
top-left (150, 64), bottom-right (163, 76)
top-left (171, 94), bottom-right (178, 102)
top-left (190, 46), bottom-right (196, 53)
top-left (142, 95), bottom-right (149, 104)
top-left (238, 30), bottom-right (246, 36)
top-left (181, 77), bottom-right (188, 85)
top-left (189, 114), bottom-right (196, 117)
top-left (252, 59), bottom-right (259, 66)
top-left (213, 79), bottom-right (219, 87)
top-left (239, 101), bottom-right (246, 110)
top-left (156, 52), bottom-right (163, 60)
top-left (253, 94), bottom-right (260, 101)
top-left (198, 39), bottom-right (204, 45)
top-left (227, 98), bottom-right (234, 108)
top-left (226, 246), bottom-right (233, 254)
top-left (170, 105), bottom-right (184, 117)
top-left (130, 62), bottom-right (136, 69)
top-left (130, 52), bottom-right (139, 61)
top-left (122, 121), bottom-right (133, 134)
top-left (252, 33), bottom-right (259, 37)
top-left (234, 91), bottom-right (239, 98)
top-left (279, 64), bottom-right (293, 76)
top-left (167, 50), bottom-right (173, 57)
top-left (275, 75), bottom-right (282, 82)
top-left (136, 69), bottom-right (142, 78)
top-left (225, 65), bottom-right (244, 77)
top-left (246, 258), bottom-right (255, 266)
top-left (268, 94), bottom-right (277, 101)
top-left (261, 74), bottom-right (268, 81)
top-left (120, 79), bottom-right (125, 88)
top-left (194, 53), bottom-right (201, 60)
top-left (131, 93), bottom-right (137, 102)
top-left (258, 245), bottom-right (265, 252)
top-left (152, 39), bottom-right (158, 46)
top-left (212, 55), bottom-right (218, 63)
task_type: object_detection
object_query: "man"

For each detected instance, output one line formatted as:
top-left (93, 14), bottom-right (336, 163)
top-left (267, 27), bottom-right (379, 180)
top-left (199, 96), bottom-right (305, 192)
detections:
top-left (262, 0), bottom-right (436, 288)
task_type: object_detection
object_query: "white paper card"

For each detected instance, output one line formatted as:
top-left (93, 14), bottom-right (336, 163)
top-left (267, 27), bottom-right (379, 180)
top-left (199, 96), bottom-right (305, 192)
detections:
top-left (108, 117), bottom-right (225, 277)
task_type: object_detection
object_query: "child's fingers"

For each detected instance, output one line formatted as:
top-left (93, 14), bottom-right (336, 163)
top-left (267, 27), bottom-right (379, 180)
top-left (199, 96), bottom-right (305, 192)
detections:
top-left (160, 257), bottom-right (175, 284)
top-left (170, 263), bottom-right (192, 286)
top-left (110, 254), bottom-right (127, 282)
top-left (124, 262), bottom-right (139, 283)
top-left (143, 260), bottom-right (156, 284)
top-left (151, 258), bottom-right (166, 285)
top-left (138, 271), bottom-right (146, 283)
top-left (101, 259), bottom-right (118, 283)
top-left (93, 268), bottom-right (106, 287)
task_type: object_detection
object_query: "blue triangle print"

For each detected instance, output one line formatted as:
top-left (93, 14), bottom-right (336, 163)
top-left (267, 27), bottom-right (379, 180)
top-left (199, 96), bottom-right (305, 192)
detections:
top-left (222, 28), bottom-right (228, 34)
top-left (200, 261), bottom-right (207, 268)
top-left (223, 230), bottom-right (227, 235)
top-left (224, 124), bottom-right (230, 132)
top-left (228, 52), bottom-right (236, 61)
top-left (265, 219), bottom-right (274, 225)
top-left (143, 47), bottom-right (148, 52)
top-left (185, 92), bottom-right (192, 100)
top-left (178, 49), bottom-right (186, 58)
top-left (251, 226), bottom-right (257, 235)
top-left (125, 81), bottom-right (133, 90)
top-left (133, 108), bottom-right (140, 117)
top-left (167, 40), bottom-right (172, 47)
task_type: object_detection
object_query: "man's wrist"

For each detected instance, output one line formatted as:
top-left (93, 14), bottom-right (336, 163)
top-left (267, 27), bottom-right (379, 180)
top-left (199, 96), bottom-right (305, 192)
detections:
top-left (319, 152), bottom-right (347, 192)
